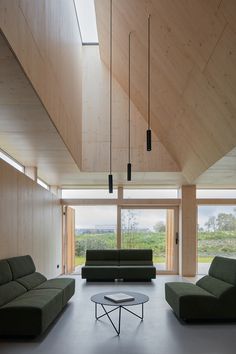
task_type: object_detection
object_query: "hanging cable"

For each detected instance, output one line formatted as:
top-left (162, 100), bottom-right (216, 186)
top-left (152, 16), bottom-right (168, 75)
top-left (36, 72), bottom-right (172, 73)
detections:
top-left (146, 14), bottom-right (152, 151)
top-left (108, 0), bottom-right (113, 193)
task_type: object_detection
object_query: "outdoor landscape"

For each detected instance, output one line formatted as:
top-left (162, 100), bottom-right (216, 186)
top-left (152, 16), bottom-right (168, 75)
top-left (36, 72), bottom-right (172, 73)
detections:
top-left (75, 209), bottom-right (236, 267)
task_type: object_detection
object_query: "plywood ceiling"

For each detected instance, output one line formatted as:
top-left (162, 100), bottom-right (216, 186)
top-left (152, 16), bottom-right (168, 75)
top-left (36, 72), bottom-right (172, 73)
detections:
top-left (95, 0), bottom-right (236, 183)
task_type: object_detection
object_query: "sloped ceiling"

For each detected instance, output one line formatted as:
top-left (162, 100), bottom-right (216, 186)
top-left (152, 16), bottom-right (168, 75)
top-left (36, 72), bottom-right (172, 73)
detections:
top-left (95, 0), bottom-right (236, 183)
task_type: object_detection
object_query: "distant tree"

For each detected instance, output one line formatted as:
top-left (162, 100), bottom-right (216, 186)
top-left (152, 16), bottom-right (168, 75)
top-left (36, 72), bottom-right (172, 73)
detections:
top-left (204, 216), bottom-right (216, 232)
top-left (153, 221), bottom-right (166, 233)
top-left (122, 210), bottom-right (138, 247)
top-left (216, 213), bottom-right (236, 231)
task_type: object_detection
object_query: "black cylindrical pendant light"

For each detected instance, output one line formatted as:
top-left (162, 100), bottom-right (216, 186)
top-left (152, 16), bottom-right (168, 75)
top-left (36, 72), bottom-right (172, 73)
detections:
top-left (108, 0), bottom-right (113, 193)
top-left (127, 31), bottom-right (132, 181)
top-left (146, 14), bottom-right (152, 151)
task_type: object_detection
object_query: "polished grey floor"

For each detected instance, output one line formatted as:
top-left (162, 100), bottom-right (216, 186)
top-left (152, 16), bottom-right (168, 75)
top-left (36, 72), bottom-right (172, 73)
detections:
top-left (1, 275), bottom-right (236, 354)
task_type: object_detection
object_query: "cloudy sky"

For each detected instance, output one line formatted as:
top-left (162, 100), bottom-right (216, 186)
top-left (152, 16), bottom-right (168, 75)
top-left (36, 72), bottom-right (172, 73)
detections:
top-left (73, 205), bottom-right (236, 230)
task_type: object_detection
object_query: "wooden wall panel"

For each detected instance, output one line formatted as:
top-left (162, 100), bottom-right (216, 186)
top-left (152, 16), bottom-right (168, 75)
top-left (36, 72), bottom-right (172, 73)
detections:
top-left (0, 0), bottom-right (82, 168)
top-left (0, 159), bottom-right (62, 278)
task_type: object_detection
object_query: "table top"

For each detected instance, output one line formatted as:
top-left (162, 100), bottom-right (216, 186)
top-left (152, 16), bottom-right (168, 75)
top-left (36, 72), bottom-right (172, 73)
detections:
top-left (91, 291), bottom-right (149, 306)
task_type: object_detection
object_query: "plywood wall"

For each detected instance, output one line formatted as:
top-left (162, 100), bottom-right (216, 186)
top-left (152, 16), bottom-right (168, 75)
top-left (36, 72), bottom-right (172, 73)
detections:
top-left (0, 0), bottom-right (82, 168)
top-left (0, 159), bottom-right (62, 278)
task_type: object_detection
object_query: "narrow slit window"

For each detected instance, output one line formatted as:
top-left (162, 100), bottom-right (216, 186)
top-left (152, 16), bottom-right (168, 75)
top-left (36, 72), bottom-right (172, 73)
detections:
top-left (74, 0), bottom-right (99, 44)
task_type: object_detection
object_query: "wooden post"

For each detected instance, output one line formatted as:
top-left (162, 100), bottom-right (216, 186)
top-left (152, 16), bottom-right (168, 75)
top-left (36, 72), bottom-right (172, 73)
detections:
top-left (180, 185), bottom-right (197, 276)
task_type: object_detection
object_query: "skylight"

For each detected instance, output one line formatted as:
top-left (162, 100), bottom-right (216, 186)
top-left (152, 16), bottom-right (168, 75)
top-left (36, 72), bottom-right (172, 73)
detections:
top-left (75, 0), bottom-right (99, 44)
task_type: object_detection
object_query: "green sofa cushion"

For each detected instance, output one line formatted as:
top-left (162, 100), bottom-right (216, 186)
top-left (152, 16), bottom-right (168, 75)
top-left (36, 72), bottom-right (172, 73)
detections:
top-left (7, 255), bottom-right (36, 280)
top-left (86, 260), bottom-right (119, 266)
top-left (119, 266), bottom-right (156, 279)
top-left (0, 260), bottom-right (12, 285)
top-left (17, 272), bottom-right (47, 290)
top-left (119, 260), bottom-right (153, 266)
top-left (165, 282), bottom-right (219, 320)
top-left (196, 275), bottom-right (234, 298)
top-left (0, 289), bottom-right (63, 336)
top-left (209, 256), bottom-right (236, 285)
top-left (85, 250), bottom-right (119, 265)
top-left (119, 249), bottom-right (153, 262)
top-left (82, 266), bottom-right (119, 280)
top-left (36, 278), bottom-right (75, 307)
top-left (0, 281), bottom-right (27, 307)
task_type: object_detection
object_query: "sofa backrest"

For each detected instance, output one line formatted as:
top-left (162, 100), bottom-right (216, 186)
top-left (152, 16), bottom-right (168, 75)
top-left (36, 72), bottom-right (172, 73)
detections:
top-left (7, 255), bottom-right (36, 280)
top-left (196, 275), bottom-right (235, 299)
top-left (209, 256), bottom-right (236, 286)
top-left (85, 250), bottom-right (119, 266)
top-left (0, 260), bottom-right (12, 285)
top-left (119, 249), bottom-right (153, 265)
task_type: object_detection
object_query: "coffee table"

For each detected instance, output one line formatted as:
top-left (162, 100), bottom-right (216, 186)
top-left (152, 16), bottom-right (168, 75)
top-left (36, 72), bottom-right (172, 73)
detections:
top-left (91, 291), bottom-right (149, 335)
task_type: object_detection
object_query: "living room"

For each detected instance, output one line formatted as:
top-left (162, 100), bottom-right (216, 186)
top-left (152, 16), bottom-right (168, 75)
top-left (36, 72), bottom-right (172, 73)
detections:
top-left (0, 0), bottom-right (236, 353)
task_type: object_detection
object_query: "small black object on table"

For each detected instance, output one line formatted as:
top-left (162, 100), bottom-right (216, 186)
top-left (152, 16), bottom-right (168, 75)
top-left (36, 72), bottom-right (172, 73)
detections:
top-left (91, 291), bottom-right (149, 335)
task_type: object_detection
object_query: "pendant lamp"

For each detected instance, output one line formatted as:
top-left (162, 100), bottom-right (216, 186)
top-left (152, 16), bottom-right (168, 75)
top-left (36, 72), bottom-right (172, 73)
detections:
top-left (108, 0), bottom-right (113, 193)
top-left (146, 14), bottom-right (152, 151)
top-left (127, 31), bottom-right (132, 181)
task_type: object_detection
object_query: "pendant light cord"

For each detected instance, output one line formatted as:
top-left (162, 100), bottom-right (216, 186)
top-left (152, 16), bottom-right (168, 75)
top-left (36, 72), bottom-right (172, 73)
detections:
top-left (109, 0), bottom-right (113, 175)
top-left (148, 14), bottom-right (151, 130)
top-left (128, 31), bottom-right (131, 164)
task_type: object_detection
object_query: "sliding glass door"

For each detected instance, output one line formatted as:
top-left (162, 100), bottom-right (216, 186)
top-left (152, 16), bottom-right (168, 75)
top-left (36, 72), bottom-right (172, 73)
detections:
top-left (121, 207), bottom-right (178, 273)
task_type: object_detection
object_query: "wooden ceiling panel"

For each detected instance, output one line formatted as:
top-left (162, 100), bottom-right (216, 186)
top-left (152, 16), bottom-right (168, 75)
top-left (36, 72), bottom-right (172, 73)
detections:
top-left (95, 0), bottom-right (236, 182)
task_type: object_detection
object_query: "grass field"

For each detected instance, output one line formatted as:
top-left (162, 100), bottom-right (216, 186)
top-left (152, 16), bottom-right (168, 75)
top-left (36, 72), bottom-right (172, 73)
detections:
top-left (74, 231), bottom-right (236, 267)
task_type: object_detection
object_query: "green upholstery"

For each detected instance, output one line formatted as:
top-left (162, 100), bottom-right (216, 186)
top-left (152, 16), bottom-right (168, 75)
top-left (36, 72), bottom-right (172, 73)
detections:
top-left (0, 260), bottom-right (12, 285)
top-left (165, 256), bottom-right (236, 321)
top-left (0, 289), bottom-right (63, 336)
top-left (8, 255), bottom-right (35, 280)
top-left (0, 281), bottom-right (27, 307)
top-left (17, 272), bottom-right (47, 290)
top-left (196, 275), bottom-right (234, 298)
top-left (36, 278), bottom-right (75, 306)
top-left (82, 249), bottom-right (156, 281)
top-left (85, 250), bottom-right (119, 266)
top-left (209, 256), bottom-right (236, 285)
top-left (0, 255), bottom-right (75, 336)
top-left (119, 266), bottom-right (156, 280)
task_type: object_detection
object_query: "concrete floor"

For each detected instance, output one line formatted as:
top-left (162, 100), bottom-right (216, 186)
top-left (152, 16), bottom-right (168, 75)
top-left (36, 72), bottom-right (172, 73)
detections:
top-left (0, 275), bottom-right (236, 354)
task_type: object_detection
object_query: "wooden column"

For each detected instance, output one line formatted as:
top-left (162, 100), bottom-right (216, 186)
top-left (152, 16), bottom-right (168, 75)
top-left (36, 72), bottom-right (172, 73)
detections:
top-left (180, 185), bottom-right (197, 276)
top-left (25, 166), bottom-right (37, 181)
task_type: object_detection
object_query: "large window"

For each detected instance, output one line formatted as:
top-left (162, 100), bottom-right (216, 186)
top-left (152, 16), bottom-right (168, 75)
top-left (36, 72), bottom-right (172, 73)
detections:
top-left (198, 205), bottom-right (236, 274)
top-left (121, 208), bottom-right (178, 272)
top-left (74, 206), bottom-right (117, 266)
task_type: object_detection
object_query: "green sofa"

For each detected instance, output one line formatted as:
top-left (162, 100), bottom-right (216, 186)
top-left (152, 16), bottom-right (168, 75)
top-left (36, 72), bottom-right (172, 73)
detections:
top-left (81, 249), bottom-right (156, 281)
top-left (0, 255), bottom-right (75, 336)
top-left (165, 256), bottom-right (236, 321)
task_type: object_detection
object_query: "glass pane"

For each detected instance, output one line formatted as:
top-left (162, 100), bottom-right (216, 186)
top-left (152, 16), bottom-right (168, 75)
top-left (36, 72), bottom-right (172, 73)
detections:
top-left (197, 189), bottom-right (236, 198)
top-left (123, 189), bottom-right (178, 199)
top-left (62, 189), bottom-right (118, 199)
top-left (75, 0), bottom-right (98, 43)
top-left (74, 206), bottom-right (117, 268)
top-left (198, 206), bottom-right (236, 274)
top-left (121, 209), bottom-right (175, 271)
top-left (0, 151), bottom-right (24, 173)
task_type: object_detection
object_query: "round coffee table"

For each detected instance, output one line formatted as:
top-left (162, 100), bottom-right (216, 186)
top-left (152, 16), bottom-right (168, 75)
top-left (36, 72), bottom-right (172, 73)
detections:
top-left (91, 291), bottom-right (149, 335)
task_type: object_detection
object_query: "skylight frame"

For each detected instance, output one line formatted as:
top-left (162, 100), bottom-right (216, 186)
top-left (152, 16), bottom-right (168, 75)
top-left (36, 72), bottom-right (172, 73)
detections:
top-left (74, 0), bottom-right (99, 45)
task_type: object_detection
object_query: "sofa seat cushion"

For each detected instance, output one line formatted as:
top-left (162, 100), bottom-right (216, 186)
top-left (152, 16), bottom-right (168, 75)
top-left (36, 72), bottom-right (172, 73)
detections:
top-left (81, 266), bottom-right (119, 280)
top-left (119, 266), bottom-right (156, 280)
top-left (7, 255), bottom-right (36, 280)
top-left (0, 289), bottom-right (63, 336)
top-left (165, 282), bottom-right (220, 320)
top-left (17, 272), bottom-right (47, 290)
top-left (36, 278), bottom-right (75, 306)
top-left (0, 260), bottom-right (12, 285)
top-left (0, 281), bottom-right (27, 307)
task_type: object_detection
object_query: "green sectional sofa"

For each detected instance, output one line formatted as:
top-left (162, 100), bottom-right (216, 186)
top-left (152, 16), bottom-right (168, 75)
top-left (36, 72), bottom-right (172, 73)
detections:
top-left (81, 249), bottom-right (156, 281)
top-left (165, 256), bottom-right (236, 321)
top-left (0, 255), bottom-right (75, 336)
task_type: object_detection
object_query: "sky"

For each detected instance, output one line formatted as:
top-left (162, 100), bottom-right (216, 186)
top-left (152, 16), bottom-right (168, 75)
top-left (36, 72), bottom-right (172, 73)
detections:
top-left (73, 205), bottom-right (236, 230)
